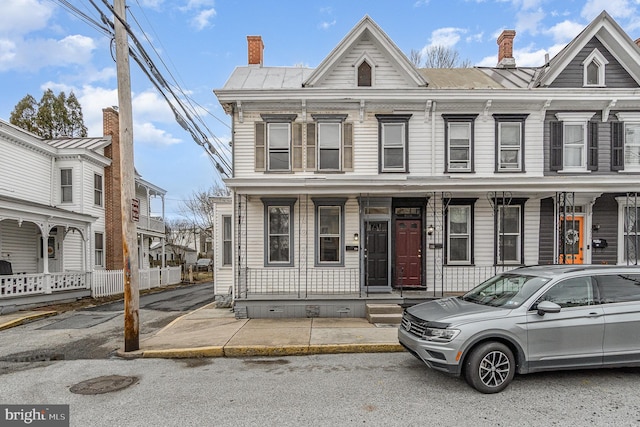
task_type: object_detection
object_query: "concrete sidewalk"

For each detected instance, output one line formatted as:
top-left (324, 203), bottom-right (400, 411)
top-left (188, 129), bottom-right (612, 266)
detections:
top-left (120, 302), bottom-right (405, 358)
top-left (0, 303), bottom-right (405, 359)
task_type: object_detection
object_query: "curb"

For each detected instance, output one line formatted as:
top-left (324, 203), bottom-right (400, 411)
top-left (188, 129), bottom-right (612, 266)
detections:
top-left (0, 311), bottom-right (58, 331)
top-left (117, 343), bottom-right (405, 359)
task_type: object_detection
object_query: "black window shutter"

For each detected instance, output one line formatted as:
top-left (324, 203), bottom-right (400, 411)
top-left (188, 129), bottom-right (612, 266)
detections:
top-left (550, 121), bottom-right (563, 171)
top-left (611, 121), bottom-right (624, 171)
top-left (587, 121), bottom-right (598, 171)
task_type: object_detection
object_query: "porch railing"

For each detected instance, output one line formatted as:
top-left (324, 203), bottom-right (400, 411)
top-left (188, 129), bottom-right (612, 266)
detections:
top-left (1, 271), bottom-right (87, 298)
top-left (238, 267), bottom-right (360, 299)
top-left (0, 267), bottom-right (182, 300)
top-left (237, 265), bottom-right (520, 299)
top-left (437, 265), bottom-right (520, 295)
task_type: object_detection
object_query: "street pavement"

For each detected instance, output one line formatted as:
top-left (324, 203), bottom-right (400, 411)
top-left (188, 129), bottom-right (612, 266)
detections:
top-left (0, 302), bottom-right (405, 359)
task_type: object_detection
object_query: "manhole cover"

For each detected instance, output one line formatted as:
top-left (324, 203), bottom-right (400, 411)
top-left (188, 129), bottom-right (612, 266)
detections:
top-left (69, 375), bottom-right (138, 395)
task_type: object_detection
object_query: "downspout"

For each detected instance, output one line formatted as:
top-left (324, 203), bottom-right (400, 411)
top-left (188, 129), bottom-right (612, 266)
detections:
top-left (50, 157), bottom-right (55, 206)
top-left (431, 101), bottom-right (437, 174)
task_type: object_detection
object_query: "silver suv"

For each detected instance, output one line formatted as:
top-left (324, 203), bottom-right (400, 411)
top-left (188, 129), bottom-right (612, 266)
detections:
top-left (398, 265), bottom-right (640, 393)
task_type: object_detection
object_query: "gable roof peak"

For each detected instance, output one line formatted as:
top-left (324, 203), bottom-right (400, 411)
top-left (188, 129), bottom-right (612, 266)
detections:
top-left (303, 15), bottom-right (427, 88)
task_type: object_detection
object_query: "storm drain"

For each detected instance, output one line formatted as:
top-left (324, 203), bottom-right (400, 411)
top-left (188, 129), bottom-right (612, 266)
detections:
top-left (0, 352), bottom-right (65, 363)
top-left (69, 375), bottom-right (138, 395)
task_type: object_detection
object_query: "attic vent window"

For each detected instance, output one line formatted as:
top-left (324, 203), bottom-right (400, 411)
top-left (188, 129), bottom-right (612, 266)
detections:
top-left (358, 61), bottom-right (372, 87)
top-left (582, 48), bottom-right (608, 87)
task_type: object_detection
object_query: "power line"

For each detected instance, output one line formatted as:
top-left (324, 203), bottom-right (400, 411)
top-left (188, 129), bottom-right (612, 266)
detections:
top-left (54, 0), bottom-right (232, 181)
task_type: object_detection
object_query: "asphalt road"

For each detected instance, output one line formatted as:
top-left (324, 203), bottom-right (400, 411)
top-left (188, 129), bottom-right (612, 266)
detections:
top-left (1, 353), bottom-right (639, 426)
top-left (0, 282), bottom-right (216, 363)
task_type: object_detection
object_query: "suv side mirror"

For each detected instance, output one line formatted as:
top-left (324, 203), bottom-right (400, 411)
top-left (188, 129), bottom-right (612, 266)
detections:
top-left (536, 301), bottom-right (561, 316)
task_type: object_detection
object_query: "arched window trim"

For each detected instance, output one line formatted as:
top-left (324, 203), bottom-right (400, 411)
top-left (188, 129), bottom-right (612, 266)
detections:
top-left (353, 52), bottom-right (377, 87)
top-left (581, 48), bottom-right (608, 87)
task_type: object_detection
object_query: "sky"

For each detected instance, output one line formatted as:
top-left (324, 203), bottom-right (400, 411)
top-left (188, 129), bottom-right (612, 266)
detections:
top-left (2, 0), bottom-right (640, 219)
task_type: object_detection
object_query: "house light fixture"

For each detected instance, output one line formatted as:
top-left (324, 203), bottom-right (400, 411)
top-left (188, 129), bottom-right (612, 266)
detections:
top-left (427, 225), bottom-right (435, 236)
top-left (353, 233), bottom-right (359, 242)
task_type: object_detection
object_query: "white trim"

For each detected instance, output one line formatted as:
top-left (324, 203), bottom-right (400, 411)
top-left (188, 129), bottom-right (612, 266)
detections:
top-left (582, 48), bottom-right (609, 87)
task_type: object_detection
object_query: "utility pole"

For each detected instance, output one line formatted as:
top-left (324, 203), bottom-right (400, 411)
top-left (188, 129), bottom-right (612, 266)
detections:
top-left (114, 0), bottom-right (140, 352)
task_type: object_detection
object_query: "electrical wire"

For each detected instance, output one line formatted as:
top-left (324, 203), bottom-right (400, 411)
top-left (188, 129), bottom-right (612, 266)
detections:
top-left (53, 0), bottom-right (232, 181)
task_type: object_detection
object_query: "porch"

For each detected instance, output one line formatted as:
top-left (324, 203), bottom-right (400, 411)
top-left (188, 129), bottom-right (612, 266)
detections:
top-left (233, 265), bottom-right (518, 318)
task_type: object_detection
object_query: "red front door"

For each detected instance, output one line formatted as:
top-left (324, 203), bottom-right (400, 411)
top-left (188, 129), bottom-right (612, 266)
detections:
top-left (395, 219), bottom-right (422, 287)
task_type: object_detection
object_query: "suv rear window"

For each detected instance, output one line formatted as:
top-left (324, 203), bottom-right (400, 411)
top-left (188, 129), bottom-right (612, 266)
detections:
top-left (596, 274), bottom-right (640, 303)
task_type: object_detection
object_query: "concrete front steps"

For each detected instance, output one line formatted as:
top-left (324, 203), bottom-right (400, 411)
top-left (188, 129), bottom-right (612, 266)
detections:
top-left (366, 303), bottom-right (403, 324)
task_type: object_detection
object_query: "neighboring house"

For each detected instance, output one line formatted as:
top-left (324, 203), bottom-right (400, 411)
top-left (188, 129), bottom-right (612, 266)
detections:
top-left (149, 241), bottom-right (197, 266)
top-left (214, 11), bottom-right (640, 318)
top-left (0, 107), bottom-right (166, 309)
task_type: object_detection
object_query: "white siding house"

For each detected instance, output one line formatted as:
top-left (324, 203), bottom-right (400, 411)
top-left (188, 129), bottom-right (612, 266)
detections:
top-left (215, 12), bottom-right (640, 318)
top-left (0, 107), bottom-right (168, 310)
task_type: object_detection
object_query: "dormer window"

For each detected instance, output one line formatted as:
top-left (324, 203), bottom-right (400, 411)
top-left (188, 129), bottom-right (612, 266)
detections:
top-left (358, 61), bottom-right (372, 86)
top-left (582, 48), bottom-right (608, 87)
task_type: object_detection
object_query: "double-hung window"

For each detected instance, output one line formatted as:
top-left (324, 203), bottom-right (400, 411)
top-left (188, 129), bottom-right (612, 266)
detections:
top-left (445, 199), bottom-right (476, 265)
top-left (222, 216), bottom-right (232, 266)
top-left (94, 174), bottom-right (103, 206)
top-left (263, 198), bottom-right (296, 266)
top-left (61, 169), bottom-right (73, 203)
top-left (376, 114), bottom-right (411, 173)
top-left (550, 113), bottom-right (597, 172)
top-left (312, 114), bottom-right (349, 172)
top-left (443, 114), bottom-right (477, 173)
top-left (493, 198), bottom-right (526, 265)
top-left (255, 114), bottom-right (298, 172)
top-left (494, 114), bottom-right (528, 172)
top-left (313, 198), bottom-right (346, 266)
top-left (95, 232), bottom-right (104, 267)
top-left (612, 113), bottom-right (640, 172)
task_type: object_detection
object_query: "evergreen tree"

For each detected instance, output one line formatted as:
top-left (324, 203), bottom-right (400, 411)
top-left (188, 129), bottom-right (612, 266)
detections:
top-left (10, 89), bottom-right (88, 138)
top-left (9, 95), bottom-right (39, 135)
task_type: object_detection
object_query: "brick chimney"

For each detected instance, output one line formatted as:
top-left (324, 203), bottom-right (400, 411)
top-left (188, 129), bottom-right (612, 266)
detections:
top-left (497, 30), bottom-right (516, 68)
top-left (635, 37), bottom-right (640, 48)
top-left (247, 35), bottom-right (264, 66)
top-left (102, 107), bottom-right (124, 270)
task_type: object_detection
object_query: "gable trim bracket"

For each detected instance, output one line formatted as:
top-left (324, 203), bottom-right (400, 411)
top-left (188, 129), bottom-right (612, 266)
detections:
top-left (541, 99), bottom-right (552, 117)
top-left (483, 100), bottom-right (492, 121)
top-left (603, 99), bottom-right (617, 122)
top-left (237, 101), bottom-right (243, 123)
top-left (360, 100), bottom-right (365, 123)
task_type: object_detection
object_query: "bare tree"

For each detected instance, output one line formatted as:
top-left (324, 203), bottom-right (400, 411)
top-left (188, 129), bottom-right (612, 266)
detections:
top-left (165, 218), bottom-right (196, 264)
top-left (412, 45), bottom-right (472, 68)
top-left (409, 49), bottom-right (422, 67)
top-left (180, 185), bottom-right (230, 256)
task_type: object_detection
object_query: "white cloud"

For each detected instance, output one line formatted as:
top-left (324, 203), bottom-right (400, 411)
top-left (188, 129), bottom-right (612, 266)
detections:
top-left (191, 8), bottom-right (217, 30)
top-left (477, 45), bottom-right (550, 67)
top-left (135, 122), bottom-right (181, 146)
top-left (546, 20), bottom-right (585, 44)
top-left (0, 34), bottom-right (96, 72)
top-left (132, 90), bottom-right (175, 123)
top-left (581, 0), bottom-right (635, 21)
top-left (181, 0), bottom-right (215, 11)
top-left (516, 8), bottom-right (545, 35)
top-left (319, 20), bottom-right (337, 30)
top-left (0, 0), bottom-right (53, 37)
top-left (428, 27), bottom-right (467, 48)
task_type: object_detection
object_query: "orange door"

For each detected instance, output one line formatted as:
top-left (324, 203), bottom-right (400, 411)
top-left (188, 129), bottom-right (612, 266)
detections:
top-left (558, 216), bottom-right (584, 264)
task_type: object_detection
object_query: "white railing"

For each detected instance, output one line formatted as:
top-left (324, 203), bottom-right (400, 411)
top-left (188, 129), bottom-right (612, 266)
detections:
top-left (91, 266), bottom-right (182, 298)
top-left (137, 214), bottom-right (165, 233)
top-left (1, 274), bottom-right (45, 298)
top-left (0, 272), bottom-right (88, 298)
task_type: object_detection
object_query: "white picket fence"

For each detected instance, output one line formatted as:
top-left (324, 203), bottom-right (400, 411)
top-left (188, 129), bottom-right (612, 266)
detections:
top-left (92, 266), bottom-right (182, 298)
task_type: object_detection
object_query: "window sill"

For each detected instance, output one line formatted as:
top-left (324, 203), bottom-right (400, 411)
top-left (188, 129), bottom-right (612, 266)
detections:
top-left (315, 170), bottom-right (345, 174)
top-left (556, 169), bottom-right (590, 174)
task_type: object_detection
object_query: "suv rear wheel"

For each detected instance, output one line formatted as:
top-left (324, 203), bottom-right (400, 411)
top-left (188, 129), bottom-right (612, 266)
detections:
top-left (464, 342), bottom-right (515, 394)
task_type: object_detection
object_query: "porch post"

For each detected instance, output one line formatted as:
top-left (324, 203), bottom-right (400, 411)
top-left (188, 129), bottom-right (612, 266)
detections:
top-left (42, 228), bottom-right (51, 294)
